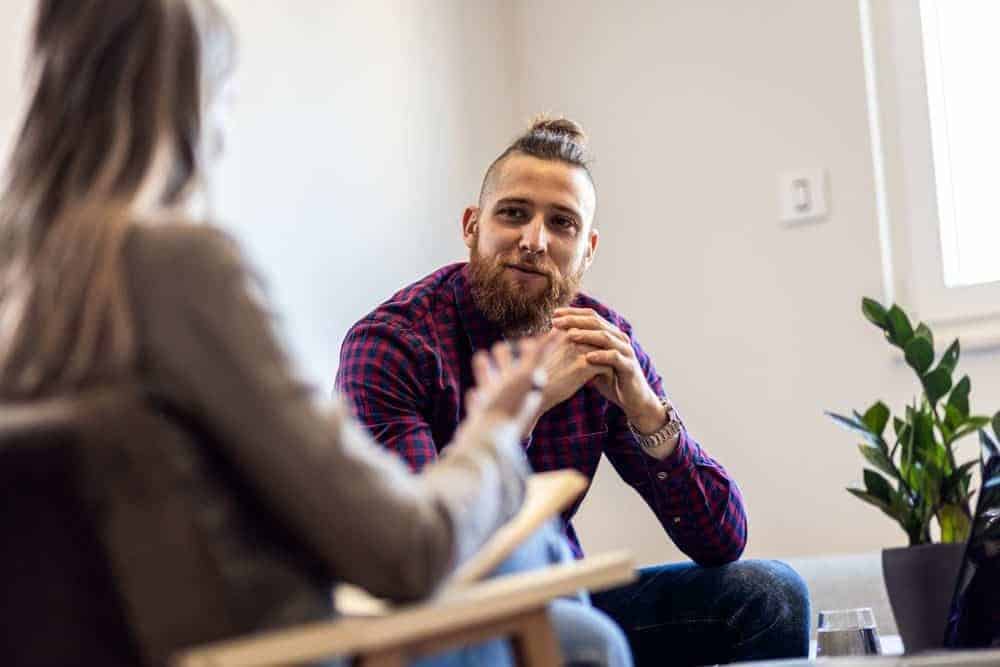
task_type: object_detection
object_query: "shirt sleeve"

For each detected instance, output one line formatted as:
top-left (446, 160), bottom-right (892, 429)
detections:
top-left (601, 329), bottom-right (748, 566)
top-left (126, 225), bottom-right (527, 602)
top-left (335, 317), bottom-right (442, 472)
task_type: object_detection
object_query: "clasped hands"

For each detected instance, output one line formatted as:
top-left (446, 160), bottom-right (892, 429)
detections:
top-left (543, 307), bottom-right (666, 435)
top-left (462, 307), bottom-right (666, 442)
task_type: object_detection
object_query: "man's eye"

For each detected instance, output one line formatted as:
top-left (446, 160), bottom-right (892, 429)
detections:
top-left (552, 217), bottom-right (577, 230)
top-left (498, 207), bottom-right (527, 220)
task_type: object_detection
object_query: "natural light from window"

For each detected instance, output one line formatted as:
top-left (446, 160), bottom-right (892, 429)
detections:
top-left (919, 0), bottom-right (1000, 288)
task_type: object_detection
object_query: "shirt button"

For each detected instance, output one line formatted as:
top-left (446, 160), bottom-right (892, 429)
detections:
top-left (673, 517), bottom-right (681, 524)
top-left (656, 472), bottom-right (667, 481)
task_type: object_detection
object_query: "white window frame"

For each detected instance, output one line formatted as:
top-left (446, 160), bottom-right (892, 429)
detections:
top-left (860, 0), bottom-right (1000, 350)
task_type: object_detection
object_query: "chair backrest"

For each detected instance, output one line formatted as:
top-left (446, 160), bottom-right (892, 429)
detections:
top-left (1, 391), bottom-right (331, 666)
top-left (0, 397), bottom-right (142, 667)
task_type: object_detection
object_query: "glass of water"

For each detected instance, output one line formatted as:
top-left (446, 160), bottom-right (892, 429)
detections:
top-left (816, 608), bottom-right (883, 657)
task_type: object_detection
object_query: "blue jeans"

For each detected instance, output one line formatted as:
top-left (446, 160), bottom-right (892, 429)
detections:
top-left (324, 522), bottom-right (632, 666)
top-left (591, 559), bottom-right (810, 667)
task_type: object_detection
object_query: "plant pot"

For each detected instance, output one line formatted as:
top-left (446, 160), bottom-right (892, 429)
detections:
top-left (882, 542), bottom-right (965, 654)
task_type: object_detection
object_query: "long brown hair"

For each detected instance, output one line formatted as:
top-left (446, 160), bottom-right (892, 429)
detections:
top-left (0, 0), bottom-right (235, 399)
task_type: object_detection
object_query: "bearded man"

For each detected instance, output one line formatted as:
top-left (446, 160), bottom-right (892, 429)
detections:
top-left (335, 117), bottom-right (810, 666)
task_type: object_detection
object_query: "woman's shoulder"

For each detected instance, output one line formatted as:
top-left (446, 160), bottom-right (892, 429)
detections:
top-left (122, 221), bottom-right (257, 326)
top-left (125, 221), bottom-right (239, 259)
top-left (123, 221), bottom-right (247, 285)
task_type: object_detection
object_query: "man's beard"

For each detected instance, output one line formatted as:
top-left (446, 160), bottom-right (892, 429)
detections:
top-left (468, 235), bottom-right (583, 336)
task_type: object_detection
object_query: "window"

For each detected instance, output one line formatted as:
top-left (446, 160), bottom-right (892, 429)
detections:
top-left (861, 0), bottom-right (1000, 345)
top-left (920, 1), bottom-right (1000, 288)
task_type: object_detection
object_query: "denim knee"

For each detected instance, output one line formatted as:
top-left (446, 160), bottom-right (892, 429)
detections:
top-left (727, 560), bottom-right (810, 655)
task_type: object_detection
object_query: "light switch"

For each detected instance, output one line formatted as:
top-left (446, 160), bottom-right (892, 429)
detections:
top-left (778, 168), bottom-right (828, 223)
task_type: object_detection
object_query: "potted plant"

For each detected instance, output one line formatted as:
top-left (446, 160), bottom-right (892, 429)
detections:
top-left (827, 297), bottom-right (999, 653)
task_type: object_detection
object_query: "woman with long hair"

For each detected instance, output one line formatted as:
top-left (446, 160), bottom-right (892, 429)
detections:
top-left (0, 2), bottom-right (630, 666)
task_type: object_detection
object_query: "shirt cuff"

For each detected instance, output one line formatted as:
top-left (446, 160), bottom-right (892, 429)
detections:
top-left (645, 428), bottom-right (695, 479)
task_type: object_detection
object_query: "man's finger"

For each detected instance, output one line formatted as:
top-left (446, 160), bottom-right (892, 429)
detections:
top-left (568, 329), bottom-right (633, 356)
top-left (553, 314), bottom-right (628, 343)
top-left (553, 306), bottom-right (598, 317)
top-left (585, 349), bottom-right (632, 375)
top-left (552, 314), bottom-right (604, 331)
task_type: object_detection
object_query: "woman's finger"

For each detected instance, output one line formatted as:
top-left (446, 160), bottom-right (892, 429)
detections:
top-left (472, 349), bottom-right (495, 388)
top-left (465, 387), bottom-right (481, 411)
top-left (492, 339), bottom-right (514, 372)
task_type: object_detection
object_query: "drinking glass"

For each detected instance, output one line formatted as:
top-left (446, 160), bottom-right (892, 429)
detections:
top-left (816, 608), bottom-right (883, 657)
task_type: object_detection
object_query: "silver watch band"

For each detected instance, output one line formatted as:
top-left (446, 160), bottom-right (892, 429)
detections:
top-left (628, 396), bottom-right (682, 450)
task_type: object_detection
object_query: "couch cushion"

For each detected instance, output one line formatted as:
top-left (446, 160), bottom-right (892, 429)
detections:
top-left (784, 552), bottom-right (897, 637)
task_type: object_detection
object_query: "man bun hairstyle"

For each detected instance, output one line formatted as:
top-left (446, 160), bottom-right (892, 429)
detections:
top-left (513, 116), bottom-right (590, 165)
top-left (479, 114), bottom-right (594, 203)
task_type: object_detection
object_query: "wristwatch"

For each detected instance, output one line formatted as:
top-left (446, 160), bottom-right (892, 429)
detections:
top-left (628, 396), bottom-right (683, 450)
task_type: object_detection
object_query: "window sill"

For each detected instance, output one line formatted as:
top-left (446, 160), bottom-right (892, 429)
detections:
top-left (891, 312), bottom-right (1000, 363)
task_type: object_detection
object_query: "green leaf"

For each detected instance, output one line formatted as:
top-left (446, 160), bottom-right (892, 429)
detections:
top-left (826, 412), bottom-right (887, 449)
top-left (859, 444), bottom-right (897, 479)
top-left (903, 463), bottom-right (927, 502)
top-left (893, 417), bottom-right (906, 437)
top-left (948, 376), bottom-right (971, 418)
top-left (897, 423), bottom-right (914, 469)
top-left (938, 504), bottom-right (972, 543)
top-left (944, 404), bottom-right (964, 431)
top-left (864, 469), bottom-right (894, 505)
top-left (862, 298), bottom-right (889, 330)
top-left (944, 460), bottom-right (978, 496)
top-left (920, 463), bottom-right (941, 508)
top-left (886, 305), bottom-right (914, 347)
top-left (847, 486), bottom-right (898, 521)
top-left (922, 367), bottom-right (953, 406)
top-left (862, 401), bottom-right (891, 438)
top-left (993, 411), bottom-right (1000, 442)
top-left (914, 322), bottom-right (934, 347)
top-left (949, 417), bottom-right (992, 444)
top-left (904, 337), bottom-right (934, 374)
top-left (912, 410), bottom-right (937, 456)
top-left (925, 439), bottom-right (950, 477)
top-left (938, 339), bottom-right (960, 375)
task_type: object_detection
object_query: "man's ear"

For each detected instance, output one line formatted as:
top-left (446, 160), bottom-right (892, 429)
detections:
top-left (582, 227), bottom-right (600, 270)
top-left (462, 207), bottom-right (479, 249)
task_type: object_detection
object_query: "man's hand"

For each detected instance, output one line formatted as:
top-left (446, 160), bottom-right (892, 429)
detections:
top-left (536, 334), bottom-right (611, 415)
top-left (552, 307), bottom-right (666, 434)
top-left (512, 330), bottom-right (612, 436)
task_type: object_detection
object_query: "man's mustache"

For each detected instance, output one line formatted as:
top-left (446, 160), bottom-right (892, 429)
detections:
top-left (502, 255), bottom-right (556, 279)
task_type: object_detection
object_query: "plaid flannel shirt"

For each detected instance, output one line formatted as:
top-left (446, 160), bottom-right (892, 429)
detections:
top-left (336, 263), bottom-right (747, 564)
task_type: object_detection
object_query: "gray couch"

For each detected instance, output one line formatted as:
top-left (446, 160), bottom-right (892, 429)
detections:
top-left (784, 552), bottom-right (897, 638)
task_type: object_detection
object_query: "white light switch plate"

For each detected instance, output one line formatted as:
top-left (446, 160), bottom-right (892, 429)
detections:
top-left (777, 168), bottom-right (828, 223)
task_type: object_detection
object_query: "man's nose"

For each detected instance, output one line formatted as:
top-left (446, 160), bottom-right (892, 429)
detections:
top-left (518, 214), bottom-right (548, 255)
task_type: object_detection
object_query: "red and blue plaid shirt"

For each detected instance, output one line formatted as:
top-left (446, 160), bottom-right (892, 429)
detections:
top-left (336, 263), bottom-right (747, 565)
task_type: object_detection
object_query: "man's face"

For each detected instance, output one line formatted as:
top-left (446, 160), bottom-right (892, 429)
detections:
top-left (463, 153), bottom-right (599, 334)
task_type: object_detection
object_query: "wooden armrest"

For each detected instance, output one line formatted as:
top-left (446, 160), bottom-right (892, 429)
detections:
top-left (174, 551), bottom-right (635, 667)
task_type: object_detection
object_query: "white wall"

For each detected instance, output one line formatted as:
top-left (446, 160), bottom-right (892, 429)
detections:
top-left (0, 3), bottom-right (32, 161)
top-left (511, 0), bottom-right (1000, 565)
top-left (212, 0), bottom-right (518, 386)
top-left (0, 1), bottom-right (518, 388)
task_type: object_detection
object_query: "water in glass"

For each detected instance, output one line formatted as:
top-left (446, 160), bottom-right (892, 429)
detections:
top-left (816, 608), bottom-right (883, 657)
